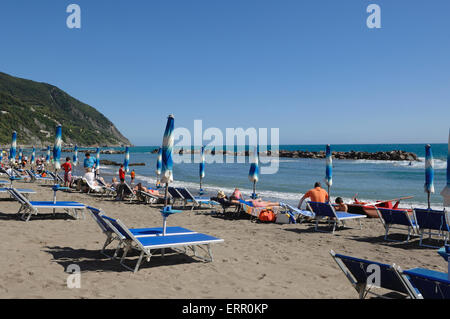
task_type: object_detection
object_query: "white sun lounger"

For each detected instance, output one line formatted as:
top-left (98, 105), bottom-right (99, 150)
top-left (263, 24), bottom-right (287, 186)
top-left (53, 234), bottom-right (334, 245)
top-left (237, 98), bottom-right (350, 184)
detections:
top-left (8, 188), bottom-right (86, 221)
top-left (99, 214), bottom-right (224, 273)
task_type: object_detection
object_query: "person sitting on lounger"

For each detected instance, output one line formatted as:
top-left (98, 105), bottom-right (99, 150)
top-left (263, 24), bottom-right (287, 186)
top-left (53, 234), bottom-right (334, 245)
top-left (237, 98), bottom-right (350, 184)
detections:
top-left (78, 168), bottom-right (99, 192)
top-left (110, 177), bottom-right (120, 189)
top-left (297, 182), bottom-right (329, 209)
top-left (133, 183), bottom-right (162, 197)
top-left (230, 188), bottom-right (244, 204)
top-left (334, 197), bottom-right (348, 212)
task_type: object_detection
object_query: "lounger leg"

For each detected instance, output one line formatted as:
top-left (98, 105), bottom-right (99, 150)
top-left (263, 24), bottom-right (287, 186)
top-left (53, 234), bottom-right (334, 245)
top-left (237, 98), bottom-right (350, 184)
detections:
top-left (134, 251), bottom-right (145, 273)
top-left (121, 245), bottom-right (130, 262)
top-left (207, 244), bottom-right (213, 262)
top-left (419, 231), bottom-right (424, 246)
top-left (332, 221), bottom-right (337, 234)
top-left (356, 283), bottom-right (367, 299)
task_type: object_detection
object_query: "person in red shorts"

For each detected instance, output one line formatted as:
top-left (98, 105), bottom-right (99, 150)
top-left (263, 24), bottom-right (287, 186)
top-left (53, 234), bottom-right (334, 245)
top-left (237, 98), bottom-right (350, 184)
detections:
top-left (119, 164), bottom-right (126, 184)
top-left (61, 157), bottom-right (73, 187)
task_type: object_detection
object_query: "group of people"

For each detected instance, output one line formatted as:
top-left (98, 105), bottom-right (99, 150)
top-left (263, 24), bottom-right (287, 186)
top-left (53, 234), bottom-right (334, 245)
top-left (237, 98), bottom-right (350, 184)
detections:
top-left (213, 181), bottom-right (348, 213)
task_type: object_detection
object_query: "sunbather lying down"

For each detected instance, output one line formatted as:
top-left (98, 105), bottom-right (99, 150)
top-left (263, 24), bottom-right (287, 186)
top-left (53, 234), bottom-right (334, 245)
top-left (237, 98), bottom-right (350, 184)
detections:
top-left (228, 188), bottom-right (279, 207)
top-left (246, 199), bottom-right (280, 207)
top-left (133, 183), bottom-right (163, 197)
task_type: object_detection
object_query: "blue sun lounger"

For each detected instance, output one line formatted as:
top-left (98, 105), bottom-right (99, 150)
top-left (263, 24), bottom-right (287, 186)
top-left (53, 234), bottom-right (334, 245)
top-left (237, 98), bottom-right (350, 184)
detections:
top-left (307, 201), bottom-right (366, 234)
top-left (99, 214), bottom-right (224, 273)
top-left (8, 188), bottom-right (85, 221)
top-left (0, 187), bottom-right (36, 198)
top-left (330, 250), bottom-right (419, 299)
top-left (87, 206), bottom-right (196, 258)
top-left (25, 169), bottom-right (54, 183)
top-left (375, 208), bottom-right (417, 242)
top-left (394, 266), bottom-right (449, 299)
top-left (168, 187), bottom-right (185, 206)
top-left (175, 187), bottom-right (214, 210)
top-left (413, 208), bottom-right (450, 248)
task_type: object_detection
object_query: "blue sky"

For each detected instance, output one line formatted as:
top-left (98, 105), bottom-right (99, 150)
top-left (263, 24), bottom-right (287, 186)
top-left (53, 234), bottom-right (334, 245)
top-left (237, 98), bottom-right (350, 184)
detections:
top-left (0, 0), bottom-right (449, 146)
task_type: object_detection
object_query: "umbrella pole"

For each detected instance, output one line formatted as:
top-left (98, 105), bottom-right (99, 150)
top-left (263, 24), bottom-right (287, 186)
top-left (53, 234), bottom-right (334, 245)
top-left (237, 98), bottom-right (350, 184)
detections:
top-left (328, 185), bottom-right (330, 203)
top-left (253, 181), bottom-right (256, 199)
top-left (427, 192), bottom-right (431, 210)
top-left (164, 183), bottom-right (169, 207)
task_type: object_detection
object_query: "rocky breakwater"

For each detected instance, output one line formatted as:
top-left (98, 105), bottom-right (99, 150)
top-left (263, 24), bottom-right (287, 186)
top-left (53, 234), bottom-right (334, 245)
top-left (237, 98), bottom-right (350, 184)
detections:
top-left (278, 150), bottom-right (419, 161)
top-left (100, 160), bottom-right (145, 166)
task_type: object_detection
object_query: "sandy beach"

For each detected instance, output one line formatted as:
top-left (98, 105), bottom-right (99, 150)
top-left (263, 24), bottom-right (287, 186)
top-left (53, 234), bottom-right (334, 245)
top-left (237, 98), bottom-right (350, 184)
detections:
top-left (0, 181), bottom-right (446, 299)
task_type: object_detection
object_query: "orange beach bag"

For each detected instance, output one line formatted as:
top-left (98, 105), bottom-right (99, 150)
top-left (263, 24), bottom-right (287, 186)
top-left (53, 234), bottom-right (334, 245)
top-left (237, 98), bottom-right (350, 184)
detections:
top-left (259, 209), bottom-right (276, 222)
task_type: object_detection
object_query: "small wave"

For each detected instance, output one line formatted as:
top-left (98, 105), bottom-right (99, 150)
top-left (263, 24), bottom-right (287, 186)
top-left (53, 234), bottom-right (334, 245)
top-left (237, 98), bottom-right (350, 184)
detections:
top-left (351, 157), bottom-right (447, 170)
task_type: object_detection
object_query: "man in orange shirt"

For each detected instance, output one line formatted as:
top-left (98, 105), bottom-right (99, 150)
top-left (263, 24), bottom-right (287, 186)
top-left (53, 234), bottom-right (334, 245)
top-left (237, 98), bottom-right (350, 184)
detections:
top-left (297, 182), bottom-right (329, 209)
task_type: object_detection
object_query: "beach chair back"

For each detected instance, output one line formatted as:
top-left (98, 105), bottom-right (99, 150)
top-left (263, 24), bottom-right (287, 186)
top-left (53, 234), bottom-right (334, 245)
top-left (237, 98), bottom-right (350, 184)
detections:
top-left (100, 216), bottom-right (148, 252)
top-left (402, 268), bottom-right (450, 299)
top-left (86, 206), bottom-right (112, 233)
top-left (176, 187), bottom-right (194, 201)
top-left (307, 202), bottom-right (335, 218)
top-left (7, 188), bottom-right (30, 206)
top-left (168, 187), bottom-right (184, 200)
top-left (413, 208), bottom-right (450, 232)
top-left (330, 251), bottom-right (413, 297)
top-left (122, 182), bottom-right (134, 195)
top-left (376, 208), bottom-right (413, 227)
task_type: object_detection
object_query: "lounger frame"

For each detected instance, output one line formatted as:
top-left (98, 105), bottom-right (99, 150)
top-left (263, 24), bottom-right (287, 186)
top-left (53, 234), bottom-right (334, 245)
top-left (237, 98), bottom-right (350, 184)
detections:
top-left (8, 188), bottom-right (85, 221)
top-left (375, 208), bottom-right (417, 242)
top-left (413, 208), bottom-right (450, 248)
top-left (330, 250), bottom-right (419, 299)
top-left (307, 202), bottom-right (366, 234)
top-left (100, 215), bottom-right (223, 273)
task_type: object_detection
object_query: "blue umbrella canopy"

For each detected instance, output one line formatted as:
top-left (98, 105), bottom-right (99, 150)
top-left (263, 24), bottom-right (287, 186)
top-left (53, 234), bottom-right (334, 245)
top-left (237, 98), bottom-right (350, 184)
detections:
top-left (441, 130), bottom-right (450, 207)
top-left (53, 125), bottom-right (62, 170)
top-left (249, 147), bottom-right (260, 198)
top-left (9, 131), bottom-right (17, 163)
top-left (325, 144), bottom-right (333, 188)
top-left (124, 146), bottom-right (130, 173)
top-left (31, 147), bottom-right (36, 164)
top-left (156, 147), bottom-right (162, 186)
top-left (425, 144), bottom-right (435, 209)
top-left (160, 115), bottom-right (174, 185)
top-left (95, 147), bottom-right (101, 173)
top-left (46, 146), bottom-right (51, 164)
top-left (73, 145), bottom-right (78, 166)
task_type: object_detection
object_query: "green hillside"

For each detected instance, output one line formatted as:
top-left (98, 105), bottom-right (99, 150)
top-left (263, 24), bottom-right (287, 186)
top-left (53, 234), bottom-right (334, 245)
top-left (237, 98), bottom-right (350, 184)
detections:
top-left (0, 72), bottom-right (131, 146)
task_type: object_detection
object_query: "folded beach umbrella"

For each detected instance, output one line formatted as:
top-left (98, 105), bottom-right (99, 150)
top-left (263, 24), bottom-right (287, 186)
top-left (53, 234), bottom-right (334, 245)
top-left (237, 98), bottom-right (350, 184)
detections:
top-left (31, 147), bottom-right (36, 166)
top-left (46, 146), bottom-right (51, 165)
top-left (95, 147), bottom-right (101, 176)
top-left (441, 130), bottom-right (450, 207)
top-left (161, 114), bottom-right (174, 206)
top-left (53, 124), bottom-right (62, 171)
top-left (325, 144), bottom-right (333, 201)
top-left (9, 131), bottom-right (17, 163)
top-left (248, 146), bottom-right (260, 199)
top-left (199, 146), bottom-right (205, 194)
top-left (156, 147), bottom-right (162, 187)
top-left (73, 145), bottom-right (78, 166)
top-left (0, 149), bottom-right (2, 164)
top-left (18, 148), bottom-right (23, 163)
top-left (123, 146), bottom-right (130, 173)
top-left (425, 144), bottom-right (435, 209)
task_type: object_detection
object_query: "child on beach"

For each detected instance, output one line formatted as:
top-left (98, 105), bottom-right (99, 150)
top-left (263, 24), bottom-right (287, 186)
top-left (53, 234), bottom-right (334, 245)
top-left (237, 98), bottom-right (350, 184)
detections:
top-left (334, 197), bottom-right (348, 212)
top-left (130, 169), bottom-right (135, 185)
top-left (61, 157), bottom-right (72, 187)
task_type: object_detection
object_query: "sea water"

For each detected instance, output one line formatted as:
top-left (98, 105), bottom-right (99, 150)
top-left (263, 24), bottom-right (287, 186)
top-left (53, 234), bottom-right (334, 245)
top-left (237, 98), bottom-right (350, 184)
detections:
top-left (64, 143), bottom-right (447, 210)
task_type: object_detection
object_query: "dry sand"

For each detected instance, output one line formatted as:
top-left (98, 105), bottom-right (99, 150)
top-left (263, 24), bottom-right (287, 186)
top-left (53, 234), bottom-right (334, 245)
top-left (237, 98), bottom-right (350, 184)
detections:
top-left (0, 181), bottom-right (446, 299)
